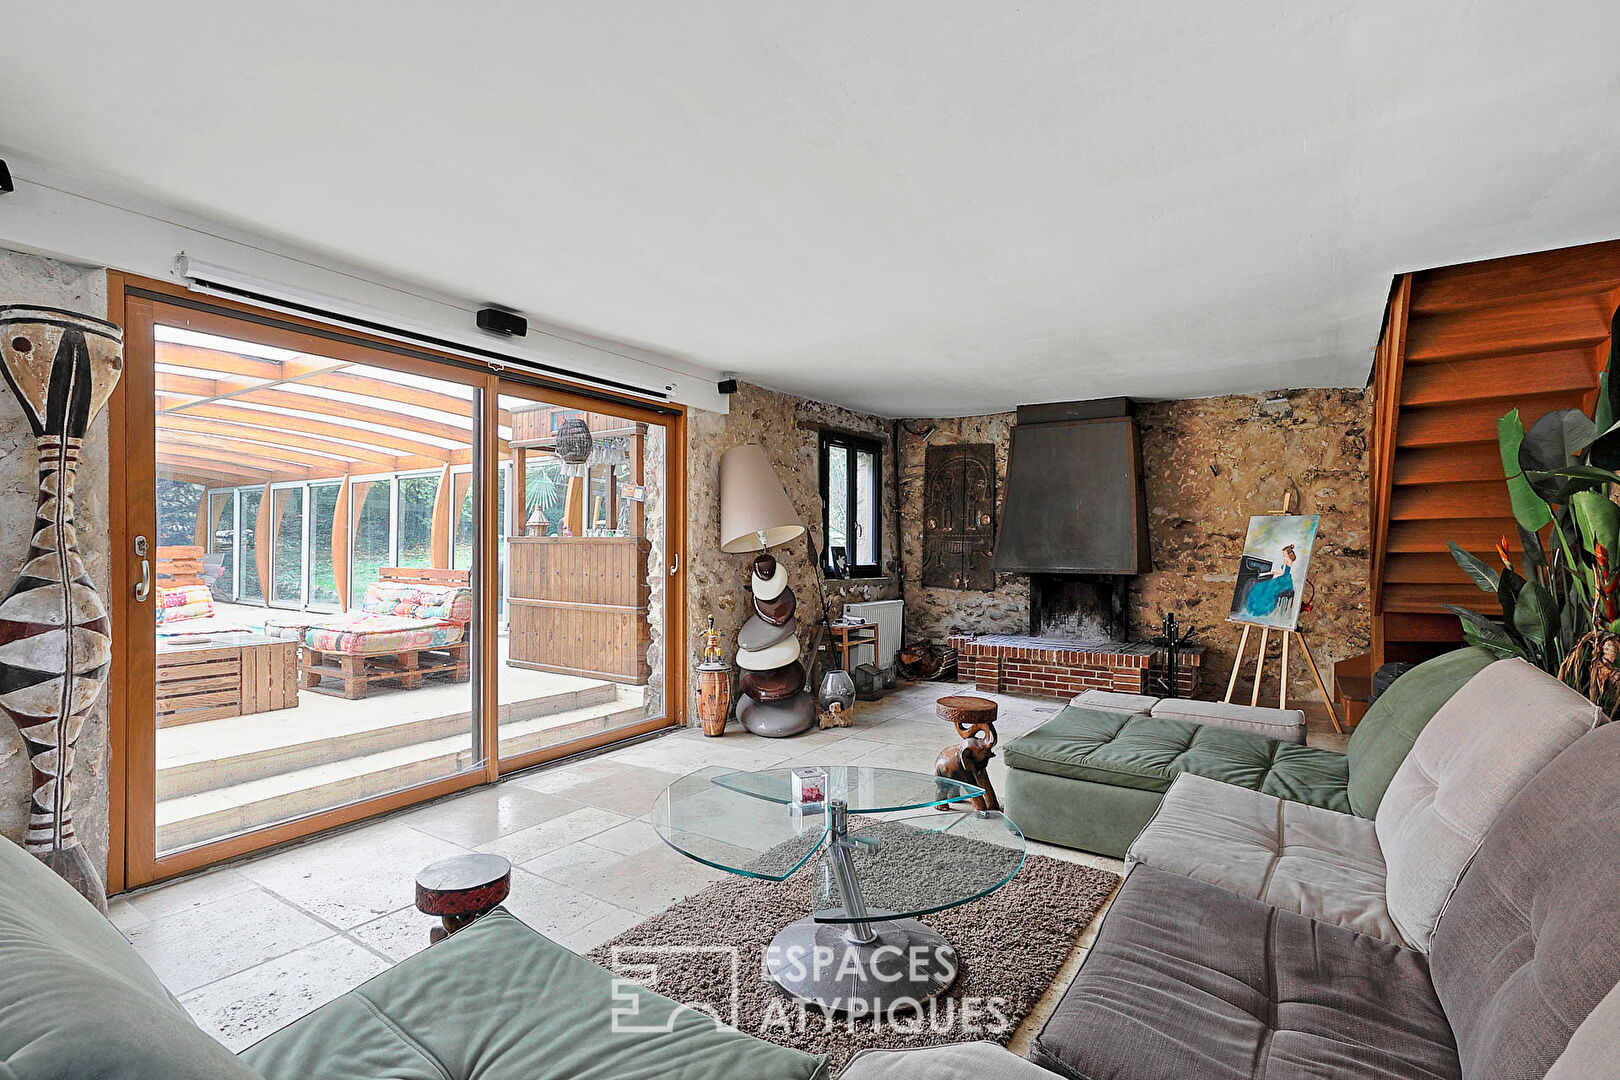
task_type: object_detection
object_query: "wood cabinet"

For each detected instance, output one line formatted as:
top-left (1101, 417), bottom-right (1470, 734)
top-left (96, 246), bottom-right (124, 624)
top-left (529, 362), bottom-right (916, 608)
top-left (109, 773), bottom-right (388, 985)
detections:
top-left (507, 536), bottom-right (652, 683)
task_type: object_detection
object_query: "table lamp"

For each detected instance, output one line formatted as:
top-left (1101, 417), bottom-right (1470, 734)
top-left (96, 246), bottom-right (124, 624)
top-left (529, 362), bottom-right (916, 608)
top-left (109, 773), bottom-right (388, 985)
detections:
top-left (719, 444), bottom-right (815, 737)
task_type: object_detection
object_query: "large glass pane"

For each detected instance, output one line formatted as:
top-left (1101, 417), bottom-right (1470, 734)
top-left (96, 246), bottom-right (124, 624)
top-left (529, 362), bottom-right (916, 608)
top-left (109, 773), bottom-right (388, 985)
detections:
top-left (151, 320), bottom-right (484, 861)
top-left (307, 482), bottom-right (341, 608)
top-left (238, 487), bottom-right (264, 603)
top-left (496, 393), bottom-right (669, 767)
top-left (855, 448), bottom-right (876, 567)
top-left (349, 478), bottom-right (394, 608)
top-left (206, 490), bottom-right (237, 603)
top-left (397, 473), bottom-right (439, 568)
top-left (826, 444), bottom-right (849, 575)
top-left (270, 487), bottom-right (304, 606)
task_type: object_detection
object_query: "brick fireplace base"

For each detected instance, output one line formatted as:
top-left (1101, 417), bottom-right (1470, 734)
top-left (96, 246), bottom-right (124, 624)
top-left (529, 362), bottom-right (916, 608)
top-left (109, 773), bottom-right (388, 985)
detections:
top-left (947, 634), bottom-right (1202, 701)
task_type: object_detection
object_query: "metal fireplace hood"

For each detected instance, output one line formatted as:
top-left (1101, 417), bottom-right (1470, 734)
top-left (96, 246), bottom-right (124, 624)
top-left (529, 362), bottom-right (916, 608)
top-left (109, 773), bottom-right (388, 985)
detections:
top-left (990, 397), bottom-right (1151, 576)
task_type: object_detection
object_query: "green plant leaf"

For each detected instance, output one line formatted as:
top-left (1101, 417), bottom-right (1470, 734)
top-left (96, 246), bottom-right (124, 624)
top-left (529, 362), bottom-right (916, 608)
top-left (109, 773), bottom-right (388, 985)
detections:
top-left (1522, 465), bottom-right (1620, 502)
top-left (1448, 541), bottom-right (1500, 592)
top-left (1443, 605), bottom-right (1523, 659)
top-left (1511, 579), bottom-right (1559, 659)
top-left (1572, 489), bottom-right (1620, 563)
top-left (1499, 410), bottom-right (1554, 531)
top-left (1520, 409), bottom-right (1598, 499)
top-left (1592, 306), bottom-right (1620, 466)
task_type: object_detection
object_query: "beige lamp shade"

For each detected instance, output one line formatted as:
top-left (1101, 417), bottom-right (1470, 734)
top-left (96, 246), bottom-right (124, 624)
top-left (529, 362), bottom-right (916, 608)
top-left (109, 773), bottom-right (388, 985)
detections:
top-left (719, 443), bottom-right (806, 554)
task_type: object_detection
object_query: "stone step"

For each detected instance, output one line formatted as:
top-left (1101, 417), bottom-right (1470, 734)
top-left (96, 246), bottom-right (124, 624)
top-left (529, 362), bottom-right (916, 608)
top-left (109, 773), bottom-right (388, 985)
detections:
top-left (156, 699), bottom-right (650, 853)
top-left (157, 682), bottom-right (619, 799)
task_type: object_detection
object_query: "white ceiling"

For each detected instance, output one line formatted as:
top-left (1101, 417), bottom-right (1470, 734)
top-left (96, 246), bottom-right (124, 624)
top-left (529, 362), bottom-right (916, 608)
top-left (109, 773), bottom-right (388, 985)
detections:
top-left (3, 2), bottom-right (1619, 417)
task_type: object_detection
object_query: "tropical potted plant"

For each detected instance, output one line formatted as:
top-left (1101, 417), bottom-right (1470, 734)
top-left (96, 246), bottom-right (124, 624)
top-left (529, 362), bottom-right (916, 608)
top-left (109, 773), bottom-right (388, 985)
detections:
top-left (1448, 307), bottom-right (1620, 711)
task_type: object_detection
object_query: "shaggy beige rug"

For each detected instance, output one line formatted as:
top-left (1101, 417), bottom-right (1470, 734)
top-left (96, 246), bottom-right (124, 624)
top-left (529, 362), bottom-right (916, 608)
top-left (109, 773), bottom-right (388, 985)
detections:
top-left (586, 850), bottom-right (1119, 1071)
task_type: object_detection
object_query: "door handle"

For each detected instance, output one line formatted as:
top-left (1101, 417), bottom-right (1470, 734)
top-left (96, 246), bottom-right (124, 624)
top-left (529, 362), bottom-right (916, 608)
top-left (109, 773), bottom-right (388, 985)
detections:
top-left (134, 535), bottom-right (151, 603)
top-left (669, 554), bottom-right (680, 576)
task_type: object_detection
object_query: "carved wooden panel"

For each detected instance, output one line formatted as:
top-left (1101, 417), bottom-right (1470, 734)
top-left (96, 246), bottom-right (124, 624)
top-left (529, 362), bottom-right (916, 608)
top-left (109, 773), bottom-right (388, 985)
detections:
top-left (922, 443), bottom-right (997, 590)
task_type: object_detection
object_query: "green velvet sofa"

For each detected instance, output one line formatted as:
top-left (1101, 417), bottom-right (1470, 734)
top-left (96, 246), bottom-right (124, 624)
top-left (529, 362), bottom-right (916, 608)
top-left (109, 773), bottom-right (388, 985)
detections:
top-left (1002, 646), bottom-right (1494, 856)
top-left (0, 833), bottom-right (829, 1080)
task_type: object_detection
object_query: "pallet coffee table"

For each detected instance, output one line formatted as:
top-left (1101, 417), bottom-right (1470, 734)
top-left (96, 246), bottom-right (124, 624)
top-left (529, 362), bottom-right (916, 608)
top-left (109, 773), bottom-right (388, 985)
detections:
top-left (156, 635), bottom-right (300, 727)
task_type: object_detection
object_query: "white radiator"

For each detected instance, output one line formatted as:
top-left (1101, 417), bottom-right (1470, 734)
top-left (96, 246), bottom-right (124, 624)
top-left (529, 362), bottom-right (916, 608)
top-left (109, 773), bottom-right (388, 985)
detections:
top-left (841, 599), bottom-right (904, 670)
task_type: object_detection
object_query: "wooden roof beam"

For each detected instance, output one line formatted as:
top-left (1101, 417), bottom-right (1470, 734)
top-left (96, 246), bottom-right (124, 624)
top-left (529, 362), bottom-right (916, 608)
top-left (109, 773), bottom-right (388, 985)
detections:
top-left (157, 402), bottom-right (461, 460)
top-left (157, 414), bottom-right (405, 468)
top-left (168, 388), bottom-right (473, 445)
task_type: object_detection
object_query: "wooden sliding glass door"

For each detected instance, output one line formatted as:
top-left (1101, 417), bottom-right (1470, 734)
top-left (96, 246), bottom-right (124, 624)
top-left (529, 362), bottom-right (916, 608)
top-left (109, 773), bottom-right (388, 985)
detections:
top-left (109, 277), bottom-right (684, 890)
top-left (491, 380), bottom-right (679, 773)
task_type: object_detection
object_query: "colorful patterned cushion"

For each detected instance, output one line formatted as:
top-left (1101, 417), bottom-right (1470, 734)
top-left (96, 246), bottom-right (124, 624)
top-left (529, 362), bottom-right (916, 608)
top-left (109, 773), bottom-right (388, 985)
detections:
top-left (359, 580), bottom-right (473, 623)
top-left (155, 584), bottom-right (214, 624)
top-left (262, 614), bottom-right (341, 642)
top-left (305, 614), bottom-right (465, 656)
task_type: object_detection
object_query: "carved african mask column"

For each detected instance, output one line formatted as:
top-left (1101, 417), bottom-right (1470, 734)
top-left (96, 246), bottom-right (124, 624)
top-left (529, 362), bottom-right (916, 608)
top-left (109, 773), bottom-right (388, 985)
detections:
top-left (0, 306), bottom-right (123, 912)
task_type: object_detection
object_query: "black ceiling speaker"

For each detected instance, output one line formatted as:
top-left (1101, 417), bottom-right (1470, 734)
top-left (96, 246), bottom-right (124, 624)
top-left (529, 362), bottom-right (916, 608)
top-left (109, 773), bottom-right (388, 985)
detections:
top-left (476, 307), bottom-right (526, 336)
top-left (717, 378), bottom-right (739, 395)
top-left (0, 160), bottom-right (12, 193)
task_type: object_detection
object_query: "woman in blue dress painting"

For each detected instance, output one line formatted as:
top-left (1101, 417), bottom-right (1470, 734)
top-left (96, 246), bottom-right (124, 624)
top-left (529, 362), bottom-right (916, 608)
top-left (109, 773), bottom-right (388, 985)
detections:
top-left (1244, 544), bottom-right (1297, 619)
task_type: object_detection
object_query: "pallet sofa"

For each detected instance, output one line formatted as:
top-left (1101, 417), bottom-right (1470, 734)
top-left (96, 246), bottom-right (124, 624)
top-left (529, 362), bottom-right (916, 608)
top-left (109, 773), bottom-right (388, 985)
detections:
top-left (1002, 646), bottom-right (1495, 856)
top-left (280, 568), bottom-right (473, 700)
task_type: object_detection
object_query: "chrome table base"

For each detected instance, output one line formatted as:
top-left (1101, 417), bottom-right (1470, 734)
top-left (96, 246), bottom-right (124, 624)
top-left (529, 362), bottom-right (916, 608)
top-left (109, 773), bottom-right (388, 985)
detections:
top-left (765, 799), bottom-right (961, 1014)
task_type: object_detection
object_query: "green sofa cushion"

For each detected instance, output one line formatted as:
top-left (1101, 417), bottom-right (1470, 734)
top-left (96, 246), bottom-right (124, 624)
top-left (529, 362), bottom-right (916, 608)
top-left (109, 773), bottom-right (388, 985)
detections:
top-left (1345, 646), bottom-right (1495, 817)
top-left (241, 909), bottom-right (829, 1080)
top-left (1004, 706), bottom-right (1351, 813)
top-left (0, 835), bottom-right (263, 1080)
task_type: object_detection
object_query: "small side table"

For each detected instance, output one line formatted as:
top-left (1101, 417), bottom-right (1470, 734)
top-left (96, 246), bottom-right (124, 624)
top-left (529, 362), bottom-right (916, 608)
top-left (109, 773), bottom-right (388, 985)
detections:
top-left (933, 695), bottom-right (1001, 813)
top-left (415, 853), bottom-right (511, 943)
top-left (828, 621), bottom-right (881, 671)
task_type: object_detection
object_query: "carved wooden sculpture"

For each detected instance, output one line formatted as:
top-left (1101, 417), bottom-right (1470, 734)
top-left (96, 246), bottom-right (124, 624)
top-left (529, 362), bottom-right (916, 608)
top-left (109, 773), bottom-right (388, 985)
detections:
top-left (0, 306), bottom-right (123, 912)
top-left (933, 695), bottom-right (1001, 812)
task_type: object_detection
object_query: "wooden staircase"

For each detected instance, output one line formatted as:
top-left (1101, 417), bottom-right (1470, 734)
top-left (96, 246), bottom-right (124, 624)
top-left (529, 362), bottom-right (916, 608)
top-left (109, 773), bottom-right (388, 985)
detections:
top-left (1341, 240), bottom-right (1620, 714)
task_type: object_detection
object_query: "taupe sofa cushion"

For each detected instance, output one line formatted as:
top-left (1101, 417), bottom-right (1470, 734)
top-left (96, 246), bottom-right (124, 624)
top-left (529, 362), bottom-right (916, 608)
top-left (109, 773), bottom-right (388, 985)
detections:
top-left (1126, 773), bottom-right (1398, 942)
top-left (1148, 697), bottom-right (1307, 743)
top-left (1069, 689), bottom-right (1158, 714)
top-left (1430, 721), bottom-right (1620, 1080)
top-left (1031, 865), bottom-right (1460, 1080)
top-left (1377, 658), bottom-right (1604, 950)
top-left (842, 1043), bottom-right (1053, 1079)
top-left (1545, 980), bottom-right (1620, 1080)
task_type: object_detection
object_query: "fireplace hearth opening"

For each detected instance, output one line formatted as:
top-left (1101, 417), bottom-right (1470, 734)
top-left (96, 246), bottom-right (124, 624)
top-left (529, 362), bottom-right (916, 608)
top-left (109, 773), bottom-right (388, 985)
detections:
top-left (1029, 574), bottom-right (1131, 642)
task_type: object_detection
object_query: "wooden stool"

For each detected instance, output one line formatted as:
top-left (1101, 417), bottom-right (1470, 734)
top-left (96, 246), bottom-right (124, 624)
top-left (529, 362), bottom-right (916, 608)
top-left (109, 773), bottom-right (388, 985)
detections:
top-left (933, 695), bottom-right (1001, 812)
top-left (415, 853), bottom-right (511, 943)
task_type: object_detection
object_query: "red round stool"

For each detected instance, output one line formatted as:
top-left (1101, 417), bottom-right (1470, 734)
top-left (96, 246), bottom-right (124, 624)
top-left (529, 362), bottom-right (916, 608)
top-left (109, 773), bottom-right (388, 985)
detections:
top-left (415, 853), bottom-right (511, 943)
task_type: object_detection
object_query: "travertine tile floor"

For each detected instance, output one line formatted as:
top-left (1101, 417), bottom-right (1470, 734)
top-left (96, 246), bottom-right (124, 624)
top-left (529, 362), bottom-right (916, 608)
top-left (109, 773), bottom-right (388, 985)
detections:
top-left (111, 682), bottom-right (1345, 1053)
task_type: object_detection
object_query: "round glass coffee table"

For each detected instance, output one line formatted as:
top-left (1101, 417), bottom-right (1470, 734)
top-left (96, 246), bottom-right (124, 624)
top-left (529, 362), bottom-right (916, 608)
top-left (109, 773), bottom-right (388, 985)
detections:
top-left (651, 765), bottom-right (1025, 1015)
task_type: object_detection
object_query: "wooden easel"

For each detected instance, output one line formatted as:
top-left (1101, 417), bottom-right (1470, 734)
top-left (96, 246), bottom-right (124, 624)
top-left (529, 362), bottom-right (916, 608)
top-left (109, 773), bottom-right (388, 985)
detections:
top-left (1222, 492), bottom-right (1344, 734)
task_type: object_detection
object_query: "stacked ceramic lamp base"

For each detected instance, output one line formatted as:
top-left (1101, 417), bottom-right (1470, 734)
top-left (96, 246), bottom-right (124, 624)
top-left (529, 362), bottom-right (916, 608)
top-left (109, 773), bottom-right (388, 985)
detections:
top-left (735, 553), bottom-right (815, 737)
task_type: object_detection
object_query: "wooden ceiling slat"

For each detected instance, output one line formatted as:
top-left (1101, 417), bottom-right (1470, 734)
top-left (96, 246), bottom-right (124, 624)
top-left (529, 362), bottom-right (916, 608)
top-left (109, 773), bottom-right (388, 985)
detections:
top-left (159, 430), bottom-right (358, 471)
top-left (157, 414), bottom-right (402, 467)
top-left (168, 388), bottom-right (473, 445)
top-left (160, 402), bottom-right (460, 459)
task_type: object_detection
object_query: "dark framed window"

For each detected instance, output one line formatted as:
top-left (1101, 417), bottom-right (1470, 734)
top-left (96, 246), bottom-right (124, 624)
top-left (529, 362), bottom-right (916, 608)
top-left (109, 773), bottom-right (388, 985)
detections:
top-left (819, 431), bottom-right (882, 579)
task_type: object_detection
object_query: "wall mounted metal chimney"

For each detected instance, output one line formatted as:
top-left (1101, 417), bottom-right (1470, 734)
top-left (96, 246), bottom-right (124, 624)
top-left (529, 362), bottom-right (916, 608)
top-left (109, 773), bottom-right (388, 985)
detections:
top-left (990, 397), bottom-right (1150, 575)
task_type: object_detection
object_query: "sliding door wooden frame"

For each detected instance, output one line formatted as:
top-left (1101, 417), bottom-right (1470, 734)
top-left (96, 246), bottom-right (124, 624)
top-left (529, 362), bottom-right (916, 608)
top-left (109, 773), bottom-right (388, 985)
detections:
top-left (106, 272), bottom-right (687, 890)
top-left (488, 376), bottom-right (686, 777)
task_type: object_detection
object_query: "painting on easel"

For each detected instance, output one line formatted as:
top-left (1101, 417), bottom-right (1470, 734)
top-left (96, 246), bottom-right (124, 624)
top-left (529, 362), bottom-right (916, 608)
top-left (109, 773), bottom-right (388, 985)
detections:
top-left (1228, 514), bottom-right (1320, 631)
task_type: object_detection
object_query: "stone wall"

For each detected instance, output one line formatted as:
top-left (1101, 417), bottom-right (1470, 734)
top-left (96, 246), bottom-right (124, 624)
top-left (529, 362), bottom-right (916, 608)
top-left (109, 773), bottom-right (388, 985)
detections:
top-left (898, 413), bottom-right (1028, 642)
top-left (1130, 388), bottom-right (1371, 703)
top-left (895, 389), bottom-right (1371, 705)
top-left (0, 249), bottom-right (111, 876)
top-left (685, 382), bottom-right (898, 720)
